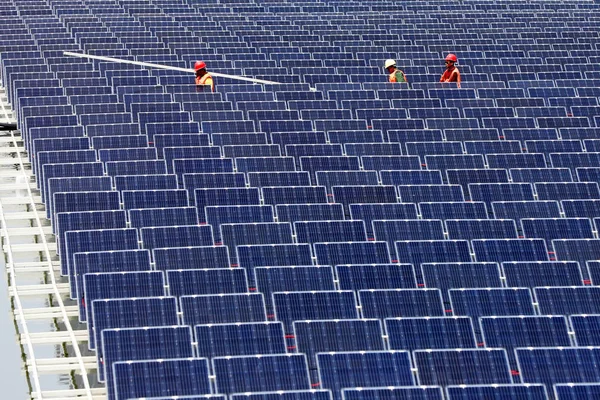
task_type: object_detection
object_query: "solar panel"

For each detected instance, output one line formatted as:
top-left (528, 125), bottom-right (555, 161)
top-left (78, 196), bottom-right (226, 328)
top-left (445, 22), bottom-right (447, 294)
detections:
top-left (374, 220), bottom-right (445, 258)
top-left (510, 168), bottom-right (573, 183)
top-left (249, 172), bottom-right (311, 188)
top-left (359, 288), bottom-right (446, 318)
top-left (314, 241), bottom-right (391, 266)
top-left (295, 220), bottom-right (367, 244)
top-left (317, 351), bottom-right (414, 399)
top-left (503, 261), bottom-right (584, 288)
top-left (254, 266), bottom-right (335, 308)
top-left (517, 348), bottom-right (600, 394)
top-left (140, 225), bottom-right (214, 252)
top-left (180, 293), bottom-right (267, 325)
top-left (469, 183), bottom-right (535, 204)
top-left (397, 185), bottom-right (465, 203)
top-left (316, 172), bottom-right (379, 194)
top-left (535, 182), bottom-right (600, 201)
top-left (295, 319), bottom-right (385, 367)
top-left (129, 207), bottom-right (198, 229)
top-left (153, 246), bottom-right (231, 271)
top-left (72, 248), bottom-right (151, 316)
top-left (561, 200), bottom-right (600, 219)
top-left (102, 326), bottom-right (194, 399)
top-left (166, 268), bottom-right (248, 297)
top-left (552, 239), bottom-right (600, 273)
top-left (421, 262), bottom-right (502, 302)
top-left (273, 291), bottom-right (358, 333)
top-left (205, 205), bottom-right (275, 241)
top-left (380, 170), bottom-right (443, 186)
top-left (419, 202), bottom-right (489, 220)
top-left (349, 203), bottom-right (419, 237)
top-left (535, 287), bottom-right (600, 316)
top-left (122, 189), bottom-right (189, 210)
top-left (65, 228), bottom-right (140, 298)
top-left (262, 186), bottom-right (329, 205)
top-left (235, 157), bottom-right (296, 173)
top-left (92, 296), bottom-right (179, 384)
top-left (446, 219), bottom-right (518, 240)
top-left (385, 316), bottom-right (477, 352)
top-left (232, 390), bottom-right (332, 400)
top-left (450, 288), bottom-right (535, 318)
top-left (336, 264), bottom-right (417, 290)
top-left (300, 156), bottom-right (361, 181)
top-left (487, 153), bottom-right (547, 169)
top-left (361, 155), bottom-right (421, 171)
top-left (445, 384), bottom-right (548, 400)
top-left (554, 383), bottom-right (600, 400)
top-left (395, 240), bottom-right (472, 269)
top-left (446, 169), bottom-right (510, 199)
top-left (492, 201), bottom-right (562, 222)
top-left (114, 174), bottom-right (178, 192)
top-left (472, 239), bottom-right (549, 264)
top-left (213, 354), bottom-right (311, 394)
top-left (195, 188), bottom-right (261, 217)
top-left (342, 386), bottom-right (443, 400)
top-left (47, 177), bottom-right (113, 218)
top-left (277, 204), bottom-right (345, 224)
top-left (414, 349), bottom-right (512, 387)
top-left (84, 271), bottom-right (166, 357)
top-left (195, 321), bottom-right (287, 358)
top-left (112, 358), bottom-right (212, 400)
top-left (52, 191), bottom-right (121, 229)
top-left (221, 222), bottom-right (294, 263)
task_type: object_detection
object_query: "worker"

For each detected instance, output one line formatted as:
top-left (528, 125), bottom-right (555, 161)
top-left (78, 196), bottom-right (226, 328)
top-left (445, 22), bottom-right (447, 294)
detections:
top-left (440, 54), bottom-right (461, 87)
top-left (384, 59), bottom-right (407, 83)
top-left (195, 60), bottom-right (214, 92)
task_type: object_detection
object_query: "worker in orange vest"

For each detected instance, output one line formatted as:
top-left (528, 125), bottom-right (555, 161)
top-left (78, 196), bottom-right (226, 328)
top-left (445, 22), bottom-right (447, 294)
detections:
top-left (195, 61), bottom-right (214, 92)
top-left (440, 54), bottom-right (461, 87)
top-left (384, 59), bottom-right (407, 83)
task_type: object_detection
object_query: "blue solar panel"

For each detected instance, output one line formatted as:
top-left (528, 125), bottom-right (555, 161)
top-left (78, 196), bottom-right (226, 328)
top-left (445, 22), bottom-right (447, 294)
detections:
top-left (72, 249), bottom-right (151, 315)
top-left (469, 183), bottom-right (535, 204)
top-left (195, 188), bottom-right (261, 217)
top-left (249, 172), bottom-right (311, 188)
top-left (140, 225), bottom-right (214, 252)
top-left (510, 168), bottom-right (572, 183)
top-left (300, 156), bottom-right (361, 181)
top-left (447, 169), bottom-right (510, 199)
top-left (385, 316), bottom-right (477, 351)
top-left (332, 185), bottom-right (398, 213)
top-left (561, 200), bottom-right (600, 219)
top-left (92, 296), bottom-right (179, 382)
top-left (262, 186), bottom-right (329, 205)
top-left (129, 207), bottom-right (198, 229)
top-left (42, 162), bottom-right (104, 203)
top-left (342, 387), bottom-right (443, 400)
top-left (517, 348), bottom-right (600, 394)
top-left (102, 326), bottom-right (194, 400)
top-left (83, 271), bottom-right (166, 355)
top-left (295, 221), bottom-right (367, 244)
top-left (114, 174), bottom-right (178, 192)
top-left (421, 262), bottom-right (502, 301)
top-left (535, 287), bottom-right (600, 316)
top-left (112, 358), bottom-right (212, 400)
top-left (232, 390), bottom-right (332, 400)
top-left (106, 160), bottom-right (168, 177)
top-left (552, 239), bottom-right (600, 272)
top-left (153, 246), bottom-right (231, 271)
top-left (424, 155), bottom-right (485, 176)
top-left (419, 202), bottom-right (489, 220)
top-left (273, 291), bottom-right (358, 333)
top-left (395, 240), bottom-right (472, 268)
top-left (98, 147), bottom-right (158, 163)
top-left (205, 205), bottom-right (274, 241)
top-left (65, 228), bottom-right (139, 298)
top-left (277, 204), bottom-right (345, 224)
top-left (380, 170), bottom-right (443, 186)
top-left (503, 261), bottom-right (584, 288)
top-left (221, 222), bottom-right (293, 263)
top-left (446, 219), bottom-right (518, 240)
top-left (487, 153), bottom-right (547, 169)
top-left (450, 288), bottom-right (536, 318)
top-left (554, 383), bottom-right (600, 400)
top-left (492, 201), bottom-right (562, 223)
top-left (535, 182), bottom-right (600, 201)
top-left (336, 264), bottom-right (417, 290)
top-left (167, 268), bottom-right (248, 297)
top-left (316, 172), bottom-right (379, 194)
top-left (122, 189), bottom-right (189, 210)
top-left (570, 315), bottom-right (600, 347)
top-left (52, 191), bottom-right (121, 229)
top-left (472, 239), bottom-right (549, 264)
top-left (361, 155), bottom-right (421, 171)
top-left (163, 146), bottom-right (222, 172)
top-left (397, 185), bottom-right (465, 203)
top-left (445, 384), bottom-right (548, 400)
top-left (317, 351), bottom-right (414, 400)
top-left (314, 242), bottom-right (391, 266)
top-left (295, 319), bottom-right (385, 367)
top-left (195, 321), bottom-right (287, 358)
top-left (414, 349), bottom-right (512, 387)
top-left (374, 220), bottom-right (445, 258)
top-left (181, 293), bottom-right (267, 325)
top-left (359, 287), bottom-right (445, 319)
top-left (173, 158), bottom-right (235, 179)
top-left (235, 157), bottom-right (296, 173)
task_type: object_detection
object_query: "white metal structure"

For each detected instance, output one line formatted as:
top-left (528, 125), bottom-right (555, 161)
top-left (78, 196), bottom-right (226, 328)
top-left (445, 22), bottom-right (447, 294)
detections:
top-left (0, 83), bottom-right (102, 399)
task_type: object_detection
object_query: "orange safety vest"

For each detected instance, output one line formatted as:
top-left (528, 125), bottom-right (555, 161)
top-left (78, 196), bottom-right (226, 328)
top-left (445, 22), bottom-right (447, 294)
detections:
top-left (389, 69), bottom-right (407, 83)
top-left (196, 73), bottom-right (214, 92)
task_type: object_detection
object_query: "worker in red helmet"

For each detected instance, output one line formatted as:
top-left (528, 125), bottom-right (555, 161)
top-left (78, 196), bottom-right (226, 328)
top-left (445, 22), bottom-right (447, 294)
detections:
top-left (440, 54), bottom-right (461, 88)
top-left (195, 60), bottom-right (214, 92)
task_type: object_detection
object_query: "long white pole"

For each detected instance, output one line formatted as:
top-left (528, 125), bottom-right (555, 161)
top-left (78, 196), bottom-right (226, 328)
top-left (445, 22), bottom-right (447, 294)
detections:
top-left (63, 51), bottom-right (282, 85)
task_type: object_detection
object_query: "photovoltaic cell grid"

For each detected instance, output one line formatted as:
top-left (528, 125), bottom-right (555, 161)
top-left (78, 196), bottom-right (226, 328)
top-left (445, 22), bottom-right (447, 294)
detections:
top-left (342, 387), bottom-right (444, 400)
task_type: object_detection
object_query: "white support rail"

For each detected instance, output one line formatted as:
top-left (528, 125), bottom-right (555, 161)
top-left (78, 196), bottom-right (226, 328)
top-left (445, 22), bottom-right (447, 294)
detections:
top-left (63, 51), bottom-right (283, 85)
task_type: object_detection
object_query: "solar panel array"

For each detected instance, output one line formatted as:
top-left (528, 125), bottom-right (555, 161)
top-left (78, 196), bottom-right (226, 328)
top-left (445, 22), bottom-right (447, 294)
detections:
top-left (6, 0), bottom-right (600, 398)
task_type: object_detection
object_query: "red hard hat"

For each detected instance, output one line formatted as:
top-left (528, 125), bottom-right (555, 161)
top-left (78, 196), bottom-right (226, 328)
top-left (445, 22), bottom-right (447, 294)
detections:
top-left (445, 53), bottom-right (458, 62)
top-left (194, 61), bottom-right (206, 70)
